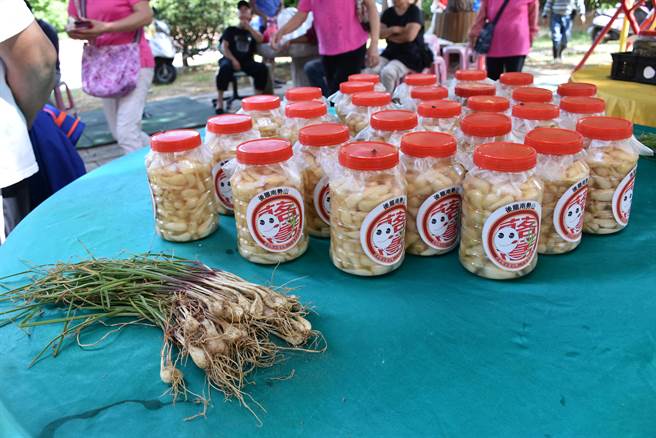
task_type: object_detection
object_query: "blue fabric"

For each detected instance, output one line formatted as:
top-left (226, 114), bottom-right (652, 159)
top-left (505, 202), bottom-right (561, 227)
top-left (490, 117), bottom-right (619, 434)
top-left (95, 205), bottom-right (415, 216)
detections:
top-left (27, 109), bottom-right (87, 208)
top-left (43, 104), bottom-right (86, 146)
top-left (550, 13), bottom-right (573, 50)
top-left (255, 0), bottom-right (281, 17)
top-left (0, 147), bottom-right (655, 436)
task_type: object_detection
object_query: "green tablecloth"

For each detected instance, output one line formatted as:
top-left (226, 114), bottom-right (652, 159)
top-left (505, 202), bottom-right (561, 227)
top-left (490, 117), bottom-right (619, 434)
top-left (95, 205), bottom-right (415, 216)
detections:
top-left (1, 149), bottom-right (655, 437)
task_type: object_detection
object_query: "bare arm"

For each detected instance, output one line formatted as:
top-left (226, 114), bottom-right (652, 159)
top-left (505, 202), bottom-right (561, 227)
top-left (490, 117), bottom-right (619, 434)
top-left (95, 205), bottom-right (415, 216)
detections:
top-left (221, 40), bottom-right (240, 66)
top-left (68, 2), bottom-right (153, 39)
top-left (386, 22), bottom-right (421, 43)
top-left (380, 24), bottom-right (400, 39)
top-left (0, 20), bottom-right (56, 126)
top-left (365, 0), bottom-right (380, 49)
top-left (242, 21), bottom-right (263, 44)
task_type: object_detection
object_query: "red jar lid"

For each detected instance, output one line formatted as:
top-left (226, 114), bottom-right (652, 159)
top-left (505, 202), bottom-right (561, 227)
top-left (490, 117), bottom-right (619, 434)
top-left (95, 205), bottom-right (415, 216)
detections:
top-left (473, 142), bottom-right (537, 172)
top-left (455, 69), bottom-right (487, 81)
top-left (460, 113), bottom-right (512, 137)
top-left (340, 81), bottom-right (375, 94)
top-left (370, 110), bottom-right (418, 131)
top-left (299, 123), bottom-right (350, 147)
top-left (499, 72), bottom-right (534, 86)
top-left (524, 127), bottom-right (584, 155)
top-left (559, 96), bottom-right (605, 114)
top-left (400, 131), bottom-right (456, 158)
top-left (405, 73), bottom-right (437, 86)
top-left (512, 102), bottom-right (560, 120)
top-left (467, 95), bottom-right (509, 113)
top-left (206, 114), bottom-right (252, 135)
top-left (640, 30), bottom-right (656, 37)
top-left (151, 129), bottom-right (201, 153)
top-left (285, 100), bottom-right (327, 118)
top-left (557, 82), bottom-right (597, 97)
top-left (410, 85), bottom-right (448, 101)
top-left (339, 141), bottom-right (399, 171)
top-left (241, 94), bottom-right (280, 111)
top-left (512, 86), bottom-right (553, 103)
top-left (348, 73), bottom-right (380, 84)
top-left (236, 138), bottom-right (292, 165)
top-left (417, 99), bottom-right (461, 118)
top-left (455, 83), bottom-right (496, 98)
top-left (285, 86), bottom-right (322, 102)
top-left (352, 91), bottom-right (392, 107)
top-left (576, 116), bottom-right (633, 141)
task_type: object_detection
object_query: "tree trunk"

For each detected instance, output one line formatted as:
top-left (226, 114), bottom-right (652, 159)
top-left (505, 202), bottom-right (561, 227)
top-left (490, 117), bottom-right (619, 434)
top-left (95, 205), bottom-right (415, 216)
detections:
top-left (447, 0), bottom-right (475, 12)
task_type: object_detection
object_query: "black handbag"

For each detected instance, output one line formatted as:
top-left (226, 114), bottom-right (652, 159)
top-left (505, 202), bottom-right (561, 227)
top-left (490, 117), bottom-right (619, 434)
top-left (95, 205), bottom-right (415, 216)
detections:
top-left (474, 0), bottom-right (511, 54)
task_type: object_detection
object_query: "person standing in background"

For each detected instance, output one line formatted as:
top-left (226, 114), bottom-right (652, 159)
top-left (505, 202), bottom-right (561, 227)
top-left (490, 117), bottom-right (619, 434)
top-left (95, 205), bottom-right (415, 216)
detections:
top-left (367, 0), bottom-right (432, 92)
top-left (469, 0), bottom-right (539, 80)
top-left (542, 0), bottom-right (585, 63)
top-left (251, 0), bottom-right (282, 32)
top-left (272, 0), bottom-right (380, 95)
top-left (67, 0), bottom-right (154, 154)
top-left (1, 0), bottom-right (57, 240)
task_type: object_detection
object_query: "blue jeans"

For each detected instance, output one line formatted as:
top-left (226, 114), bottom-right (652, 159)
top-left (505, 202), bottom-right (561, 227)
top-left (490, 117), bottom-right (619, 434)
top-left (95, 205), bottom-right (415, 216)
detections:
top-left (550, 13), bottom-right (573, 58)
top-left (303, 58), bottom-right (329, 97)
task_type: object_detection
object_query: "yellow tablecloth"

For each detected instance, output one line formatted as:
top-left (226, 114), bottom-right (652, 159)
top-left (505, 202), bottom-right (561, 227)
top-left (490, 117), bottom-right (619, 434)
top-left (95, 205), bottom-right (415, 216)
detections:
top-left (571, 64), bottom-right (656, 128)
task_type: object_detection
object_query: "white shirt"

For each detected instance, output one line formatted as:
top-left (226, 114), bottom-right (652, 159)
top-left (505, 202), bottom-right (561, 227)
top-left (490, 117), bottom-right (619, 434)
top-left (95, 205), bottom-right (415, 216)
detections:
top-left (0, 0), bottom-right (38, 188)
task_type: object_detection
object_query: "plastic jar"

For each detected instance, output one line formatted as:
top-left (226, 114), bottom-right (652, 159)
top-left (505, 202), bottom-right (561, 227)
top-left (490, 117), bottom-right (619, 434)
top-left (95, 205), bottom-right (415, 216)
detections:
top-left (417, 99), bottom-right (462, 134)
top-left (399, 85), bottom-right (449, 111)
top-left (330, 141), bottom-right (407, 276)
top-left (498, 72), bottom-right (533, 99)
top-left (512, 86), bottom-right (553, 104)
top-left (463, 95), bottom-right (510, 117)
top-left (393, 73), bottom-right (437, 108)
top-left (240, 95), bottom-right (283, 138)
top-left (355, 109), bottom-right (418, 147)
top-left (525, 128), bottom-right (589, 254)
top-left (281, 100), bottom-right (331, 144)
top-left (559, 96), bottom-right (605, 130)
top-left (511, 102), bottom-right (560, 143)
top-left (455, 69), bottom-right (487, 85)
top-left (284, 86), bottom-right (324, 105)
top-left (205, 114), bottom-right (259, 215)
top-left (231, 138), bottom-right (308, 263)
top-left (334, 81), bottom-right (375, 122)
top-left (556, 82), bottom-right (597, 100)
top-left (454, 83), bottom-right (496, 105)
top-left (457, 112), bottom-right (512, 171)
top-left (576, 116), bottom-right (639, 234)
top-left (348, 73), bottom-right (386, 92)
top-left (146, 130), bottom-right (219, 242)
top-left (297, 123), bottom-right (350, 237)
top-left (459, 142), bottom-right (543, 280)
top-left (401, 131), bottom-right (465, 256)
top-left (345, 91), bottom-right (393, 136)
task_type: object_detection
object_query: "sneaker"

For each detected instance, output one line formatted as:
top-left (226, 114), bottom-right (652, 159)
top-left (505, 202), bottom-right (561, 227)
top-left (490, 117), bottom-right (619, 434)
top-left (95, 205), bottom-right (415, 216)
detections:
top-left (215, 107), bottom-right (225, 115)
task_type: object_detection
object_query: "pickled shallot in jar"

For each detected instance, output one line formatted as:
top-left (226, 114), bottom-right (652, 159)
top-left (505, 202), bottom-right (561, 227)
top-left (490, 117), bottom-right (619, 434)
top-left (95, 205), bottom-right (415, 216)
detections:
top-left (281, 100), bottom-right (332, 144)
top-left (559, 96), bottom-right (605, 130)
top-left (463, 95), bottom-right (510, 117)
top-left (454, 82), bottom-right (496, 105)
top-left (497, 72), bottom-right (533, 99)
top-left (344, 91), bottom-right (393, 136)
top-left (511, 102), bottom-right (560, 143)
top-left (355, 109), bottom-right (418, 147)
top-left (348, 73), bottom-right (386, 92)
top-left (512, 86), bottom-right (553, 104)
top-left (457, 112), bottom-right (512, 171)
top-left (334, 81), bottom-right (375, 122)
top-left (417, 99), bottom-right (461, 135)
top-left (401, 85), bottom-right (448, 111)
top-left (240, 95), bottom-right (284, 138)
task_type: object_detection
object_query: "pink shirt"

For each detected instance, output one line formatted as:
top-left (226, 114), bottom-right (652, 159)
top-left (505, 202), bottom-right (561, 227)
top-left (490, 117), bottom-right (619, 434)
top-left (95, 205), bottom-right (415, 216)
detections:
top-left (68, 0), bottom-right (155, 68)
top-left (469, 0), bottom-right (539, 58)
top-left (298, 0), bottom-right (368, 56)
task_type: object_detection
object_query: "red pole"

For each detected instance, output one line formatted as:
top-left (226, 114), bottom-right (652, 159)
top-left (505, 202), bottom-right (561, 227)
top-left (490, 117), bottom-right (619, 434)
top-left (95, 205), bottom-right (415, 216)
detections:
top-left (573, 5), bottom-right (624, 72)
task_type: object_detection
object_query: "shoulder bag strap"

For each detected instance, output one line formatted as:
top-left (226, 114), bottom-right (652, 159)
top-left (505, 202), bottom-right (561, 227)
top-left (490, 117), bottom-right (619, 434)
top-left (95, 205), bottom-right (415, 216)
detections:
top-left (491, 0), bottom-right (512, 25)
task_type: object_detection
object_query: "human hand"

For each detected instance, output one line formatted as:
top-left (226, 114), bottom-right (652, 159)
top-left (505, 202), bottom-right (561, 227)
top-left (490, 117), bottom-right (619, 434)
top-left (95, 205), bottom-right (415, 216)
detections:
top-left (391, 26), bottom-right (404, 34)
top-left (468, 34), bottom-right (477, 49)
top-left (67, 19), bottom-right (110, 40)
top-left (580, 14), bottom-right (586, 24)
top-left (366, 46), bottom-right (379, 68)
top-left (271, 31), bottom-right (282, 49)
top-left (231, 59), bottom-right (241, 71)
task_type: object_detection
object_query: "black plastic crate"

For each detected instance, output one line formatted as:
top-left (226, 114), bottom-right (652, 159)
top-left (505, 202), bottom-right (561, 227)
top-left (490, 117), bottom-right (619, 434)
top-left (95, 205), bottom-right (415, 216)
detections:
top-left (611, 51), bottom-right (656, 85)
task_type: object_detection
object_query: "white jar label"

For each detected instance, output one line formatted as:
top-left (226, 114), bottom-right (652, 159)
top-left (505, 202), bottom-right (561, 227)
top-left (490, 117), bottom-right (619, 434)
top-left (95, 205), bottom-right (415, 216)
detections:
top-left (211, 158), bottom-right (235, 211)
top-left (313, 176), bottom-right (331, 225)
top-left (246, 186), bottom-right (304, 253)
top-left (553, 177), bottom-right (588, 242)
top-left (482, 200), bottom-right (541, 271)
top-left (611, 166), bottom-right (636, 227)
top-left (360, 196), bottom-right (407, 266)
top-left (416, 185), bottom-right (462, 251)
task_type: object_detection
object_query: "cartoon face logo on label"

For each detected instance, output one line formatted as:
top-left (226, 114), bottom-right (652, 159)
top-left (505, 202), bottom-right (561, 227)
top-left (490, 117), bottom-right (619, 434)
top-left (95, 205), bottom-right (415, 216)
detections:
top-left (313, 176), bottom-right (331, 225)
top-left (211, 159), bottom-right (235, 211)
top-left (360, 196), bottom-right (407, 266)
top-left (553, 177), bottom-right (588, 242)
top-left (482, 201), bottom-right (542, 271)
top-left (416, 186), bottom-right (461, 251)
top-left (612, 166), bottom-right (636, 226)
top-left (246, 187), bottom-right (304, 252)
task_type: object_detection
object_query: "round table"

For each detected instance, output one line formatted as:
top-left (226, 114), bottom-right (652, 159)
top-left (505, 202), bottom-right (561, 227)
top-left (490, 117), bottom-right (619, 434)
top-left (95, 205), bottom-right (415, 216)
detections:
top-left (1, 149), bottom-right (655, 437)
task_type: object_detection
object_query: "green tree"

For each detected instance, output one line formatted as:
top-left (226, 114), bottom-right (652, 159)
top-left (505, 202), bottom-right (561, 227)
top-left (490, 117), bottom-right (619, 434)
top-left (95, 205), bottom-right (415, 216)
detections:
top-left (154, 0), bottom-right (238, 67)
top-left (27, 0), bottom-right (68, 32)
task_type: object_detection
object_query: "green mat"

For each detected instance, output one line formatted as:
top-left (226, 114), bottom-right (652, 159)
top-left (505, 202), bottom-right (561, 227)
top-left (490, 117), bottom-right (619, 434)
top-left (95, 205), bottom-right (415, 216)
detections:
top-left (76, 96), bottom-right (215, 149)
